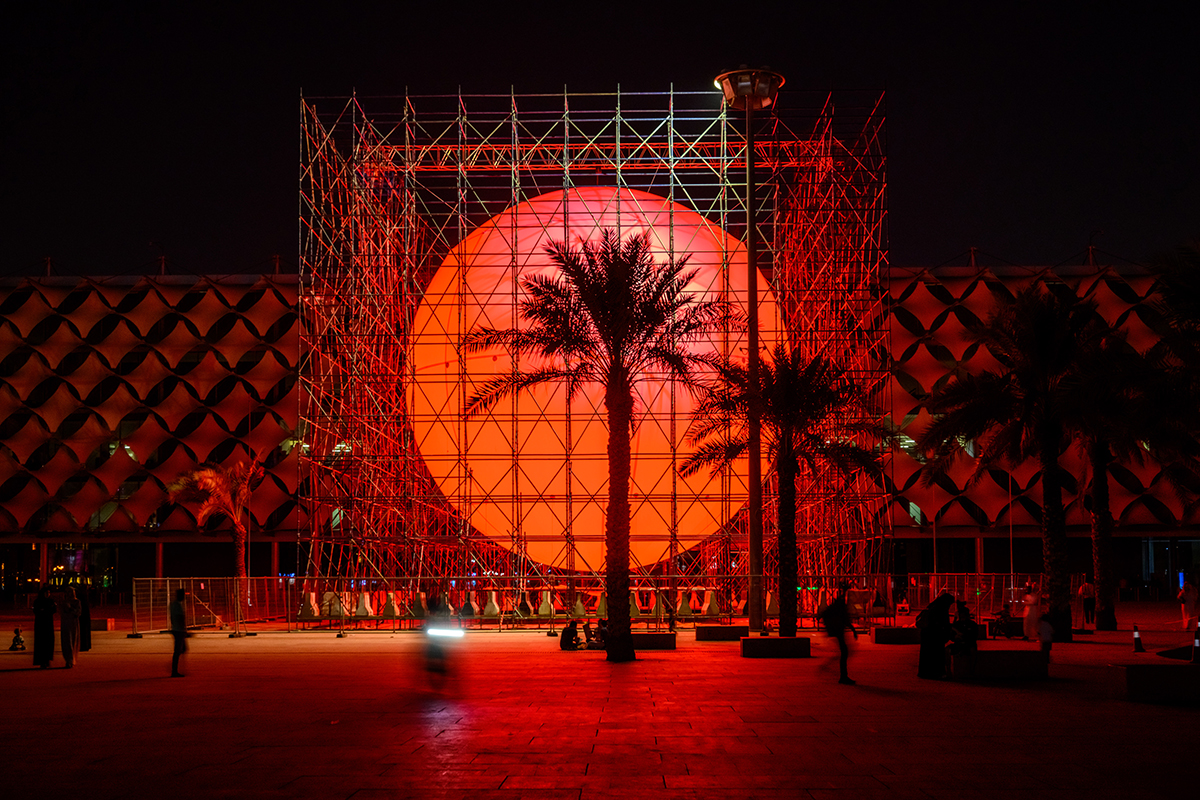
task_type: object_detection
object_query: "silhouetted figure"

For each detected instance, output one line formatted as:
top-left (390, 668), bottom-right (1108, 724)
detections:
top-left (1179, 580), bottom-right (1198, 630)
top-left (992, 602), bottom-right (1015, 638)
top-left (589, 619), bottom-right (608, 650)
top-left (1022, 585), bottom-right (1040, 640)
top-left (560, 619), bottom-right (581, 651)
top-left (1078, 579), bottom-right (1096, 627)
top-left (60, 587), bottom-right (81, 668)
top-left (946, 602), bottom-right (979, 678)
top-left (917, 593), bottom-right (955, 679)
top-left (1037, 613), bottom-right (1054, 663)
top-left (78, 588), bottom-right (92, 652)
top-left (820, 582), bottom-right (858, 685)
top-left (10, 627), bottom-right (26, 651)
top-left (33, 585), bottom-right (56, 668)
top-left (170, 588), bottom-right (188, 677)
top-left (423, 596), bottom-right (455, 689)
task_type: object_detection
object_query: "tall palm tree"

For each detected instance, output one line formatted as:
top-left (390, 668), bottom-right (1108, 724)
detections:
top-left (462, 230), bottom-right (730, 662)
top-left (918, 285), bottom-right (1097, 640)
top-left (680, 343), bottom-right (883, 638)
top-left (169, 460), bottom-right (264, 598)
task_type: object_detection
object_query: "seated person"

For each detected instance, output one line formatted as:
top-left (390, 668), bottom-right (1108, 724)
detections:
top-left (589, 619), bottom-right (608, 650)
top-left (559, 619), bottom-right (581, 651)
top-left (9, 627), bottom-right (25, 651)
top-left (991, 602), bottom-right (1015, 638)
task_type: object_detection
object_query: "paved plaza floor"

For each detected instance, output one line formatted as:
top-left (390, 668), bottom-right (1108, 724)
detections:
top-left (2, 606), bottom-right (1195, 799)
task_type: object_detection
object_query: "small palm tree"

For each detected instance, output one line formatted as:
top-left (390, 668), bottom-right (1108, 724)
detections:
top-left (918, 286), bottom-right (1097, 639)
top-left (169, 460), bottom-right (264, 587)
top-left (462, 229), bottom-right (730, 662)
top-left (681, 343), bottom-right (883, 638)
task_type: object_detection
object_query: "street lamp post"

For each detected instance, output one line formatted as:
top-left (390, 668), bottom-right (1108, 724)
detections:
top-left (714, 66), bottom-right (783, 634)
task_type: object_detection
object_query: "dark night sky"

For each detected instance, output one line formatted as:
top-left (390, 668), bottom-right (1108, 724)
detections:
top-left (2, 2), bottom-right (1197, 277)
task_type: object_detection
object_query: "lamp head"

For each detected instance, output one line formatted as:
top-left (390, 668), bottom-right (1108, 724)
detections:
top-left (714, 66), bottom-right (785, 111)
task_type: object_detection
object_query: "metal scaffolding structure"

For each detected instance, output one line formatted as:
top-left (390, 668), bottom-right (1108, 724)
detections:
top-left (298, 88), bottom-right (889, 614)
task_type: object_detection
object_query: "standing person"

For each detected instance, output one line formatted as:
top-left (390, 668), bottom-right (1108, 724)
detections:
top-left (169, 588), bottom-right (188, 678)
top-left (917, 593), bottom-right (955, 679)
top-left (59, 587), bottom-right (81, 668)
top-left (1178, 580), bottom-right (1197, 630)
top-left (1022, 585), bottom-right (1040, 641)
top-left (945, 602), bottom-right (979, 679)
top-left (1078, 579), bottom-right (1096, 628)
top-left (1037, 613), bottom-right (1055, 663)
top-left (819, 582), bottom-right (858, 685)
top-left (78, 587), bottom-right (92, 652)
top-left (32, 584), bottom-right (56, 669)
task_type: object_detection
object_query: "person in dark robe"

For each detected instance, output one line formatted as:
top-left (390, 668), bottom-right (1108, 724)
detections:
top-left (170, 588), bottom-right (188, 677)
top-left (559, 619), bottom-right (581, 651)
top-left (78, 587), bottom-right (92, 652)
top-left (917, 593), bottom-right (956, 679)
top-left (819, 582), bottom-right (859, 685)
top-left (945, 602), bottom-right (979, 678)
top-left (33, 584), bottom-right (56, 668)
top-left (60, 587), bottom-right (81, 668)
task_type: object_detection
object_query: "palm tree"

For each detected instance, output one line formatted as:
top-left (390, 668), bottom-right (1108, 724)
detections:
top-left (917, 285), bottom-right (1097, 640)
top-left (680, 343), bottom-right (883, 638)
top-left (462, 230), bottom-right (730, 662)
top-left (169, 460), bottom-right (264, 618)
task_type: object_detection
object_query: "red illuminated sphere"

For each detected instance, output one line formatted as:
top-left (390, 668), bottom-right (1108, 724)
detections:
top-left (409, 186), bottom-right (780, 569)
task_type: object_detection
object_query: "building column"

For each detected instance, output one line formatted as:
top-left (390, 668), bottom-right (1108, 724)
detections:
top-left (271, 542), bottom-right (279, 577)
top-left (155, 543), bottom-right (163, 578)
top-left (39, 542), bottom-right (49, 584)
top-left (975, 537), bottom-right (985, 573)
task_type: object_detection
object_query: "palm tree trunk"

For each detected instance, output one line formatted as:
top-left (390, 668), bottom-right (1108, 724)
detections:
top-left (605, 377), bottom-right (636, 662)
top-left (776, 440), bottom-right (799, 637)
top-left (1088, 437), bottom-right (1118, 630)
top-left (1038, 421), bottom-right (1072, 642)
top-left (234, 525), bottom-right (247, 628)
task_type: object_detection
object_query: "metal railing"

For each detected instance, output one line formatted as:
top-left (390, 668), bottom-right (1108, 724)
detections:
top-left (131, 578), bottom-right (291, 636)
top-left (132, 573), bottom-right (907, 634)
top-left (900, 573), bottom-right (1082, 620)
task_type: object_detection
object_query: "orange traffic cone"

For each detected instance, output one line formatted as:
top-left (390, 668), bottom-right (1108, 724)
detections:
top-left (1133, 624), bottom-right (1146, 653)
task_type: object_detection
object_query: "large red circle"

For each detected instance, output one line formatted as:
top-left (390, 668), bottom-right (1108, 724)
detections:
top-left (409, 187), bottom-right (780, 569)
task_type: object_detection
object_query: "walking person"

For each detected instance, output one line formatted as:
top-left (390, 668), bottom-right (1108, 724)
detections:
top-left (60, 587), bottom-right (81, 668)
top-left (1077, 578), bottom-right (1096, 628)
top-left (32, 584), bottom-right (56, 669)
top-left (170, 588), bottom-right (188, 677)
top-left (819, 582), bottom-right (858, 685)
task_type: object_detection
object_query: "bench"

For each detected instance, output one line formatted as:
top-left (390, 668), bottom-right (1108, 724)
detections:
top-left (870, 627), bottom-right (921, 644)
top-left (696, 625), bottom-right (749, 641)
top-left (1108, 663), bottom-right (1200, 704)
top-left (632, 631), bottom-right (676, 650)
top-left (952, 648), bottom-right (1047, 680)
top-left (740, 636), bottom-right (811, 658)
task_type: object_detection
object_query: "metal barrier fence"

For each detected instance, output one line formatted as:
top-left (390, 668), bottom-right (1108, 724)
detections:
top-left (133, 573), bottom-right (904, 634)
top-left (131, 578), bottom-right (291, 636)
top-left (900, 573), bottom-right (1083, 620)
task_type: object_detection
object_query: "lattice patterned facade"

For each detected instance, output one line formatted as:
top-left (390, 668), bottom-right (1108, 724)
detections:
top-left (886, 262), bottom-right (1191, 539)
top-left (0, 275), bottom-right (301, 542)
top-left (298, 89), bottom-right (890, 601)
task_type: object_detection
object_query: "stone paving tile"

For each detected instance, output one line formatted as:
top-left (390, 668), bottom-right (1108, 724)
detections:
top-left (4, 626), bottom-right (1195, 799)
